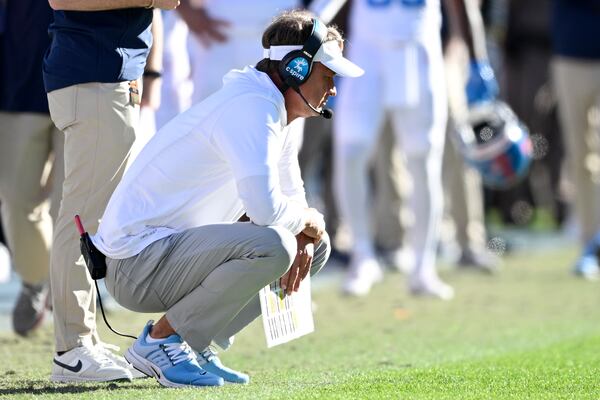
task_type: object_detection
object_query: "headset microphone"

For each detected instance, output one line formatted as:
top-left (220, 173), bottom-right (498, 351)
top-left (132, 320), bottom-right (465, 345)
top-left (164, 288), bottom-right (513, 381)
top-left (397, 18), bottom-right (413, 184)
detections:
top-left (293, 86), bottom-right (333, 119)
top-left (321, 107), bottom-right (333, 119)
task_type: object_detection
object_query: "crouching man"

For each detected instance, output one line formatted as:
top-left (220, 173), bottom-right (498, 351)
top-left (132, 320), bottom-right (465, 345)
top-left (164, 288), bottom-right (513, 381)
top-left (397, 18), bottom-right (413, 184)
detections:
top-left (91, 10), bottom-right (363, 388)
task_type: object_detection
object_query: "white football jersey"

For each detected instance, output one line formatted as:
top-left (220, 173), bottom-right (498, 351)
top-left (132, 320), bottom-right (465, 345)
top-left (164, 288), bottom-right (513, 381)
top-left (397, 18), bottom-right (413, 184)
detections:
top-left (350, 0), bottom-right (442, 42)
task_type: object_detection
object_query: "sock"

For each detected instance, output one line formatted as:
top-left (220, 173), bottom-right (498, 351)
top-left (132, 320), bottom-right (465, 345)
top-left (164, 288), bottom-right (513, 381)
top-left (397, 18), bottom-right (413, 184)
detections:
top-left (146, 328), bottom-right (166, 343)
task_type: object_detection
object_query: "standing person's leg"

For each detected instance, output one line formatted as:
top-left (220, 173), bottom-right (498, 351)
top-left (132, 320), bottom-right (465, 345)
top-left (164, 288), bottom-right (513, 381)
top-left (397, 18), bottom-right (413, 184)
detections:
top-left (373, 122), bottom-right (411, 272)
top-left (443, 123), bottom-right (495, 271)
top-left (442, 36), bottom-right (494, 271)
top-left (47, 82), bottom-right (137, 380)
top-left (553, 58), bottom-right (600, 245)
top-left (449, 141), bottom-right (487, 258)
top-left (334, 38), bottom-right (386, 296)
top-left (553, 58), bottom-right (600, 277)
top-left (0, 112), bottom-right (55, 335)
top-left (391, 39), bottom-right (451, 300)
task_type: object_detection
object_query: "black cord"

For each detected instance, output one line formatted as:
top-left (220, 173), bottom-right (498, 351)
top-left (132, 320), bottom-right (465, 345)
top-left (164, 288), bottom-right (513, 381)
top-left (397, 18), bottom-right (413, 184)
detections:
top-left (95, 280), bottom-right (137, 340)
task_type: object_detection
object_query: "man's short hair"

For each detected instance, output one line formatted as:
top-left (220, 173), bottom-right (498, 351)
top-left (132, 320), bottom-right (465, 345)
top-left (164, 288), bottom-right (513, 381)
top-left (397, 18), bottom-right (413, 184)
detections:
top-left (256, 10), bottom-right (343, 77)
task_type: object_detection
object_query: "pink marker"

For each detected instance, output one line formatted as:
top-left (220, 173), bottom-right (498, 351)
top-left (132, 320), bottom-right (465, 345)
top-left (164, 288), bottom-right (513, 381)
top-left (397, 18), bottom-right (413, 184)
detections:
top-left (74, 215), bottom-right (85, 236)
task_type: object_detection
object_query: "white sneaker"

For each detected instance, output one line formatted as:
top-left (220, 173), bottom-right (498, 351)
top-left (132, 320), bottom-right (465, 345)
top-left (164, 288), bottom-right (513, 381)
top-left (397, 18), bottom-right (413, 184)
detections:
top-left (409, 278), bottom-right (455, 301)
top-left (96, 342), bottom-right (148, 379)
top-left (51, 344), bottom-right (133, 382)
top-left (342, 257), bottom-right (384, 297)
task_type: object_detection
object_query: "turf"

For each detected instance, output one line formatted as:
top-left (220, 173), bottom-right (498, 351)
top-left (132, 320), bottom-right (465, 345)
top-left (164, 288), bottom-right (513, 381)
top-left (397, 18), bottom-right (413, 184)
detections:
top-left (1, 242), bottom-right (599, 399)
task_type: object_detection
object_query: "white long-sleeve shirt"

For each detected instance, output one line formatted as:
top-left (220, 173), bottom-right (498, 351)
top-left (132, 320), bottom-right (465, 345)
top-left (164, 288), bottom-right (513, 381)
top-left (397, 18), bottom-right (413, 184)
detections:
top-left (92, 66), bottom-right (307, 259)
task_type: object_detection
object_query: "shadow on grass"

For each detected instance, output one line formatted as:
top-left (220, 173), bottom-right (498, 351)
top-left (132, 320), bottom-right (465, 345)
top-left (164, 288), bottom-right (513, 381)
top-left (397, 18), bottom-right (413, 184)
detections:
top-left (0, 380), bottom-right (151, 396)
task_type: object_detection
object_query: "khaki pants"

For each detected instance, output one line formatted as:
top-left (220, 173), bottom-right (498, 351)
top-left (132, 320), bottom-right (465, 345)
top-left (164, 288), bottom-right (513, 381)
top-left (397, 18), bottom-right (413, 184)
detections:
top-left (105, 224), bottom-right (331, 352)
top-left (372, 118), bottom-right (487, 255)
top-left (373, 122), bottom-right (408, 251)
top-left (441, 124), bottom-right (486, 253)
top-left (441, 44), bottom-right (487, 254)
top-left (0, 112), bottom-right (63, 285)
top-left (553, 58), bottom-right (600, 244)
top-left (47, 82), bottom-right (138, 352)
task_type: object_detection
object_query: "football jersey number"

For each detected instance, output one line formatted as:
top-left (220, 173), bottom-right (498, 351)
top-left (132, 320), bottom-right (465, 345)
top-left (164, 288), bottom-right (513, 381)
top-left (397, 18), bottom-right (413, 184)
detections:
top-left (367, 0), bottom-right (425, 7)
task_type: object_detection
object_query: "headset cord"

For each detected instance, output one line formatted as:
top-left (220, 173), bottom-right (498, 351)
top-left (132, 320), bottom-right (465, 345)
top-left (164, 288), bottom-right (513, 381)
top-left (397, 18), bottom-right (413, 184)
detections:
top-left (95, 280), bottom-right (137, 340)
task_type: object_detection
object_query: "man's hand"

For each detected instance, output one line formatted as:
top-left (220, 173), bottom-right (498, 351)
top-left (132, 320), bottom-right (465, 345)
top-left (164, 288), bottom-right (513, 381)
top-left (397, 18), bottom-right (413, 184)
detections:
top-left (280, 233), bottom-right (315, 296)
top-left (302, 208), bottom-right (325, 242)
top-left (154, 0), bottom-right (180, 10)
top-left (444, 36), bottom-right (471, 122)
top-left (178, 2), bottom-right (229, 47)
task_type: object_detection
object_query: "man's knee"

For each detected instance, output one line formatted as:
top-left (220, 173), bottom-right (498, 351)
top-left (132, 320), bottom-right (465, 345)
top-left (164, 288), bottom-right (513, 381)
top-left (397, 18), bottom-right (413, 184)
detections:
top-left (261, 226), bottom-right (297, 276)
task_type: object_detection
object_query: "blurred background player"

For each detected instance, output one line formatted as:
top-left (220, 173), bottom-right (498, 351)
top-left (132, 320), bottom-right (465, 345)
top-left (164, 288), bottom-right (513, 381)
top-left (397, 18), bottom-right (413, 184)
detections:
top-left (441, 0), bottom-right (501, 272)
top-left (334, 0), bottom-right (453, 299)
top-left (180, 0), bottom-right (301, 103)
top-left (0, 0), bottom-right (62, 336)
top-left (551, 0), bottom-right (600, 278)
top-left (155, 11), bottom-right (193, 130)
top-left (370, 0), bottom-right (503, 274)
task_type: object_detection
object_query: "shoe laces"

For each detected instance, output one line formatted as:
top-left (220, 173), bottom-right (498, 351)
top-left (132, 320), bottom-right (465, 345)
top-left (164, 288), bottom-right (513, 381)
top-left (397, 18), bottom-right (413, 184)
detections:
top-left (78, 345), bottom-right (115, 367)
top-left (162, 341), bottom-right (196, 366)
top-left (198, 346), bottom-right (218, 363)
top-left (96, 341), bottom-right (121, 354)
top-left (95, 342), bottom-right (127, 364)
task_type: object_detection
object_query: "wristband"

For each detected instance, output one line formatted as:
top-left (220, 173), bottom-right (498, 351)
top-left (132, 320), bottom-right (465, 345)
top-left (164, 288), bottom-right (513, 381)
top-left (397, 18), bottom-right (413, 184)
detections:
top-left (143, 70), bottom-right (162, 79)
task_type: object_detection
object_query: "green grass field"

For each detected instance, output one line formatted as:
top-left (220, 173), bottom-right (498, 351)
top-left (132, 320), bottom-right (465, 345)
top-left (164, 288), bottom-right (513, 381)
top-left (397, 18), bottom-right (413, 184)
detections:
top-left (1, 242), bottom-right (600, 399)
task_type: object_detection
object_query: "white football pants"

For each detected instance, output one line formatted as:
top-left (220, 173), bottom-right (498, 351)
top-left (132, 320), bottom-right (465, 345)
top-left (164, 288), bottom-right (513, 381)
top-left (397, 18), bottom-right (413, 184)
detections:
top-left (334, 35), bottom-right (447, 282)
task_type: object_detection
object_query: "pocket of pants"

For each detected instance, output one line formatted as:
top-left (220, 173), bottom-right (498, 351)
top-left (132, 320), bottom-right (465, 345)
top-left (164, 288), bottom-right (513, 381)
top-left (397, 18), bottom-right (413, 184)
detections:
top-left (48, 85), bottom-right (78, 131)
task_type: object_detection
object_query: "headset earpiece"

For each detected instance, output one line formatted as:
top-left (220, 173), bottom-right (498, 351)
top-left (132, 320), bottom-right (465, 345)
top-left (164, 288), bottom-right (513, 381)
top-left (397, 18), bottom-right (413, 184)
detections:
top-left (277, 18), bottom-right (327, 90)
top-left (278, 50), bottom-right (313, 89)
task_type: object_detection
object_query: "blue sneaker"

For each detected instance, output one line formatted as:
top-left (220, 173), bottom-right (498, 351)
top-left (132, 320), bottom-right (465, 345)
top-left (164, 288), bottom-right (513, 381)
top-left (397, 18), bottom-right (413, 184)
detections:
top-left (197, 348), bottom-right (250, 384)
top-left (125, 321), bottom-right (224, 388)
top-left (573, 255), bottom-right (600, 280)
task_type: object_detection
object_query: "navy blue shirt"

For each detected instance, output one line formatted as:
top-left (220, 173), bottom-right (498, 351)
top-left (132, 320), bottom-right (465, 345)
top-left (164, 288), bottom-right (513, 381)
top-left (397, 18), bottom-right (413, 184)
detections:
top-left (0, 0), bottom-right (53, 113)
top-left (43, 8), bottom-right (153, 93)
top-left (552, 0), bottom-right (600, 59)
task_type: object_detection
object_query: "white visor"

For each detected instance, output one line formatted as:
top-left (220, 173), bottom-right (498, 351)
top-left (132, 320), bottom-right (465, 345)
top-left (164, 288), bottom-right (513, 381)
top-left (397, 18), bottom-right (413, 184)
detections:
top-left (263, 40), bottom-right (364, 78)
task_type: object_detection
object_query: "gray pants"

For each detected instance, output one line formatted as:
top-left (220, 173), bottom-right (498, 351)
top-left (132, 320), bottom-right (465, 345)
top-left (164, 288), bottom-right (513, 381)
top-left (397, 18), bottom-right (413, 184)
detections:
top-left (105, 223), bottom-right (330, 351)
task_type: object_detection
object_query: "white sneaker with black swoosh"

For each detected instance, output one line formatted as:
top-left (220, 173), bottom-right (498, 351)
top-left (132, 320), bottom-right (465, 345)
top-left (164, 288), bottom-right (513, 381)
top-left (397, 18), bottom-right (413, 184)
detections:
top-left (51, 344), bottom-right (133, 382)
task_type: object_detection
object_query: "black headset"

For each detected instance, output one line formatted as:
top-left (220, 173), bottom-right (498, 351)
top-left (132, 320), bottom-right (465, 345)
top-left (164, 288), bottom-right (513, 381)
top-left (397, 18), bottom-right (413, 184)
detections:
top-left (277, 18), bottom-right (327, 90)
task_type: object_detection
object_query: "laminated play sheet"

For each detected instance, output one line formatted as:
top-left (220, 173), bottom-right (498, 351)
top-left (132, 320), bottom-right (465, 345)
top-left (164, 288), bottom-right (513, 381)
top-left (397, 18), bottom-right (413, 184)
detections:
top-left (259, 276), bottom-right (314, 348)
